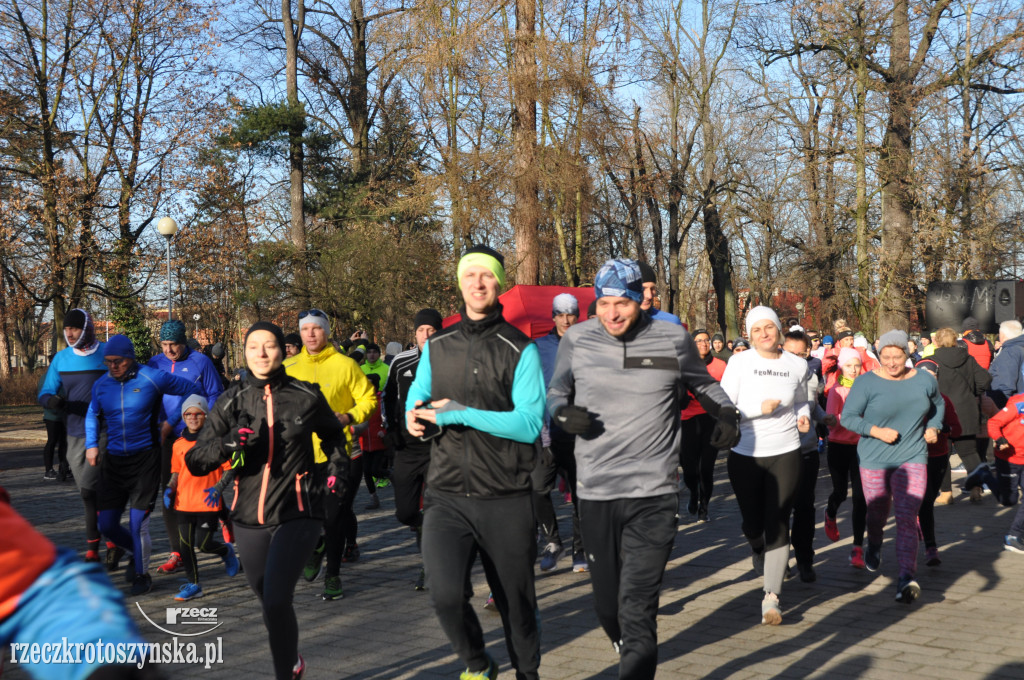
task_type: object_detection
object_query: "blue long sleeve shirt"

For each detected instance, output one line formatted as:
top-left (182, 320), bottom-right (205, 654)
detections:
top-left (147, 348), bottom-right (223, 434)
top-left (37, 343), bottom-right (107, 438)
top-left (85, 364), bottom-right (203, 454)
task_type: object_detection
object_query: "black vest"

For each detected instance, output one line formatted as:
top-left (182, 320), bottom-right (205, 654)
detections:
top-left (426, 304), bottom-right (536, 496)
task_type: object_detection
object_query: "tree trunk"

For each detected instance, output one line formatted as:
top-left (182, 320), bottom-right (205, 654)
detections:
top-left (703, 179), bottom-right (739, 338)
top-left (349, 0), bottom-right (370, 178)
top-left (283, 0), bottom-right (306, 259)
top-left (512, 0), bottom-right (539, 284)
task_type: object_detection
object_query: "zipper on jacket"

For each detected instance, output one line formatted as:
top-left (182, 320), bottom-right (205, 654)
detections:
top-left (462, 333), bottom-right (475, 496)
top-left (120, 382), bottom-right (127, 452)
top-left (257, 384), bottom-right (275, 524)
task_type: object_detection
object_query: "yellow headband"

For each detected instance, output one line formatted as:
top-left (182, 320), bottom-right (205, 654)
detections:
top-left (457, 252), bottom-right (506, 288)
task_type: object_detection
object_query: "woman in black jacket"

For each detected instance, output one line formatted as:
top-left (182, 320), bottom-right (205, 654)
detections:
top-left (931, 327), bottom-right (993, 501)
top-left (187, 322), bottom-right (349, 680)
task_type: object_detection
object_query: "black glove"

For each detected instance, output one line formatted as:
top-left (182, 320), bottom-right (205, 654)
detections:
top-left (710, 407), bottom-right (741, 450)
top-left (815, 422), bottom-right (829, 440)
top-left (996, 436), bottom-right (1010, 449)
top-left (553, 405), bottom-right (592, 436)
top-left (45, 394), bottom-right (65, 410)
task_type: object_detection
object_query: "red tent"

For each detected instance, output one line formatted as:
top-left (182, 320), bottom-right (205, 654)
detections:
top-left (443, 285), bottom-right (596, 339)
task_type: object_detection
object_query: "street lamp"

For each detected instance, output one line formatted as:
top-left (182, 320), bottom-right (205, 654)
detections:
top-left (795, 302), bottom-right (805, 327)
top-left (156, 217), bottom-right (178, 320)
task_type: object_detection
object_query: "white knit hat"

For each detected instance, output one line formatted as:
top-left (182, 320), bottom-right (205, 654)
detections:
top-left (745, 306), bottom-right (782, 336)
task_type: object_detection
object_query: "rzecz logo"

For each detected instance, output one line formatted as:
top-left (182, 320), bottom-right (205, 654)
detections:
top-left (136, 604), bottom-right (223, 636)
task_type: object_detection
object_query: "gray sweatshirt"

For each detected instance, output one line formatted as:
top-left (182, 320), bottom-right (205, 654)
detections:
top-left (546, 313), bottom-right (736, 501)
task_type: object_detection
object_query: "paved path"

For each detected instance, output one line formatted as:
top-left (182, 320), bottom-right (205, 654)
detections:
top-left (2, 434), bottom-right (1023, 679)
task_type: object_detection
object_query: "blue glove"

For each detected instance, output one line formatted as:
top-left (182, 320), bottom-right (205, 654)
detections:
top-left (163, 487), bottom-right (175, 510)
top-left (203, 486), bottom-right (221, 508)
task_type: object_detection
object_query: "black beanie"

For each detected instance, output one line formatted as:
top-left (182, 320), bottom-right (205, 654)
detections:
top-left (245, 321), bottom-right (286, 353)
top-left (64, 309), bottom-right (87, 329)
top-left (637, 261), bottom-right (657, 284)
top-left (283, 332), bottom-right (301, 347)
top-left (414, 308), bottom-right (443, 331)
top-left (366, 343), bottom-right (381, 353)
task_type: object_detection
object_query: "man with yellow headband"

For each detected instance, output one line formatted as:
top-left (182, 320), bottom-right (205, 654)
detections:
top-left (406, 244), bottom-right (545, 680)
top-left (285, 308), bottom-right (377, 601)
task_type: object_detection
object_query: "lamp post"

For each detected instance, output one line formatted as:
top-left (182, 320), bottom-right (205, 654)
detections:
top-left (156, 217), bottom-right (178, 320)
top-left (795, 302), bottom-right (805, 327)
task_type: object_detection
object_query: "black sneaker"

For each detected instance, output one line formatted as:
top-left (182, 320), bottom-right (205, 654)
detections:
top-left (43, 469), bottom-right (57, 481)
top-left (687, 496), bottom-right (698, 516)
top-left (797, 562), bottom-right (817, 583)
top-left (697, 504), bottom-right (709, 522)
top-left (895, 575), bottom-right (920, 604)
top-left (124, 557), bottom-right (136, 583)
top-left (414, 568), bottom-right (426, 591)
top-left (105, 546), bottom-right (126, 572)
top-left (864, 543), bottom-right (882, 572)
top-left (57, 464), bottom-right (70, 482)
top-left (130, 573), bottom-right (152, 596)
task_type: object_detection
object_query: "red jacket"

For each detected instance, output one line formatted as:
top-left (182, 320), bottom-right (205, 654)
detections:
top-left (987, 393), bottom-right (1024, 465)
top-left (357, 394), bottom-right (386, 453)
top-left (928, 394), bottom-right (962, 458)
top-left (825, 383), bottom-right (859, 445)
top-left (681, 356), bottom-right (727, 420)
top-left (0, 487), bottom-right (58, 620)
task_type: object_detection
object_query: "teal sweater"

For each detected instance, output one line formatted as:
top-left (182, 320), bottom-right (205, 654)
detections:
top-left (841, 370), bottom-right (944, 470)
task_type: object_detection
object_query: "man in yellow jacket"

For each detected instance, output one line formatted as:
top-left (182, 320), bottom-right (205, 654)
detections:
top-left (284, 308), bottom-right (377, 601)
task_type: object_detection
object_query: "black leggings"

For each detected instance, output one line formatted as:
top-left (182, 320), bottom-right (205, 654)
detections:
top-left (160, 436), bottom-right (180, 554)
top-left (178, 511), bottom-right (229, 584)
top-left (43, 420), bottom-right (68, 471)
top-left (826, 442), bottom-right (866, 547)
top-left (392, 444), bottom-right (430, 528)
top-left (919, 454), bottom-right (949, 548)
top-left (680, 413), bottom-right (718, 509)
top-left (233, 519), bottom-right (322, 680)
top-left (727, 450), bottom-right (801, 552)
top-left (362, 449), bottom-right (388, 494)
top-left (325, 457), bottom-right (363, 575)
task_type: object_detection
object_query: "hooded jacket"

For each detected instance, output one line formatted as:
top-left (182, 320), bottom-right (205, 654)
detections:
top-left (147, 347), bottom-right (224, 435)
top-left (961, 330), bottom-right (994, 370)
top-left (932, 345), bottom-right (992, 436)
top-left (186, 371), bottom-right (349, 526)
top-left (37, 310), bottom-right (106, 439)
top-left (283, 343), bottom-right (377, 461)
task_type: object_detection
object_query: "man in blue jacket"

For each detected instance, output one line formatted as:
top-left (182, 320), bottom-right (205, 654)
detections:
top-left (146, 320), bottom-right (223, 575)
top-left (990, 320), bottom-right (1024, 408)
top-left (86, 334), bottom-right (203, 596)
top-left (37, 309), bottom-right (107, 562)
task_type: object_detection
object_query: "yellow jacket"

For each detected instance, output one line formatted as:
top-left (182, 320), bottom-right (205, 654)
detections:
top-left (284, 344), bottom-right (377, 462)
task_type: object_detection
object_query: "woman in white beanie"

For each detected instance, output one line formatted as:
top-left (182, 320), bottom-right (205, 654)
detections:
top-left (720, 306), bottom-right (812, 625)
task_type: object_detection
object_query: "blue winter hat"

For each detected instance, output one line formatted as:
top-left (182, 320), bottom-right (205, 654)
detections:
top-left (105, 334), bottom-right (136, 359)
top-left (823, 335), bottom-right (834, 345)
top-left (594, 259), bottom-right (644, 303)
top-left (159, 320), bottom-right (187, 344)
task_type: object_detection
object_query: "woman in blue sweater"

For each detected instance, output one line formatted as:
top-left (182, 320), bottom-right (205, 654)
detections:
top-left (841, 330), bottom-right (944, 604)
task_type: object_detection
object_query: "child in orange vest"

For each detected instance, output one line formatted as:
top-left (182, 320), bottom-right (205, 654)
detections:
top-left (165, 395), bottom-right (239, 601)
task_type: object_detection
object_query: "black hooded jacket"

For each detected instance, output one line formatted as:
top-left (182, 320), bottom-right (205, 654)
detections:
top-left (932, 345), bottom-right (992, 437)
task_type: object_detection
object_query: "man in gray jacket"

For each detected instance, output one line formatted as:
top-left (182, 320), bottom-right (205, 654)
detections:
top-left (547, 258), bottom-right (740, 680)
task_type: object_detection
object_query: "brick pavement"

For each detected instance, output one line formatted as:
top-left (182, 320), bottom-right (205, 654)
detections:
top-left (2, 434), bottom-right (1024, 679)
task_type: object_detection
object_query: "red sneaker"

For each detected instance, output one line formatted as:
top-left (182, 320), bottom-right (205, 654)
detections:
top-left (158, 552), bottom-right (183, 574)
top-left (292, 655), bottom-right (305, 680)
top-left (84, 550), bottom-right (101, 563)
top-left (850, 546), bottom-right (866, 569)
top-left (824, 513), bottom-right (840, 542)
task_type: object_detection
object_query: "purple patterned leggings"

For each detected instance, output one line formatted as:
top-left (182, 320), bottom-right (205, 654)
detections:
top-left (860, 463), bottom-right (927, 578)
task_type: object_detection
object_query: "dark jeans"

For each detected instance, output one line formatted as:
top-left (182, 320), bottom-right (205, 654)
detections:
top-left (233, 518), bottom-right (322, 680)
top-left (680, 413), bottom-right (718, 510)
top-left (421, 490), bottom-right (539, 680)
top-left (727, 450), bottom-right (801, 551)
top-left (994, 458), bottom-right (1024, 507)
top-left (531, 436), bottom-right (581, 553)
top-left (578, 493), bottom-right (678, 680)
top-left (826, 441), bottom-right (866, 547)
top-left (791, 448), bottom-right (820, 566)
top-left (919, 454), bottom-right (949, 548)
top-left (392, 443), bottom-right (431, 528)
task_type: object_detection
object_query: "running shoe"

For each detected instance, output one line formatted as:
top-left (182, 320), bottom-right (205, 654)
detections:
top-left (43, 469), bottom-right (57, 481)
top-left (105, 545), bottom-right (126, 572)
top-left (483, 593), bottom-right (497, 611)
top-left (925, 546), bottom-right (941, 566)
top-left (1004, 534), bottom-right (1024, 554)
top-left (849, 546), bottom-right (865, 569)
top-left (124, 557), bottom-right (136, 583)
top-left (572, 551), bottom-right (588, 573)
top-left (895, 575), bottom-right (920, 604)
top-left (415, 568), bottom-right (426, 591)
top-left (697, 504), bottom-right (709, 522)
top-left (223, 543), bottom-right (240, 577)
top-left (292, 655), bottom-right (305, 680)
top-left (364, 493), bottom-right (381, 510)
top-left (797, 562), bottom-right (816, 583)
top-left (761, 593), bottom-right (782, 625)
top-left (174, 583), bottom-right (204, 601)
top-left (460, 655), bottom-right (498, 680)
top-left (57, 463), bottom-right (70, 482)
top-left (321, 575), bottom-right (344, 601)
top-left (129, 573), bottom-right (153, 596)
top-left (539, 542), bottom-right (561, 572)
top-left (687, 496), bottom-right (698, 516)
top-left (864, 543), bottom-right (882, 572)
top-left (303, 540), bottom-right (325, 581)
top-left (157, 552), bottom-right (183, 574)
top-left (84, 550), bottom-right (101, 563)
top-left (342, 543), bottom-right (360, 563)
top-left (374, 476), bottom-right (391, 489)
top-left (824, 513), bottom-right (839, 542)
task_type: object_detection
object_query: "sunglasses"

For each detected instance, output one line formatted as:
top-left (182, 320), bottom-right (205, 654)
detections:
top-left (299, 309), bottom-right (328, 321)
top-left (104, 358), bottom-right (132, 367)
